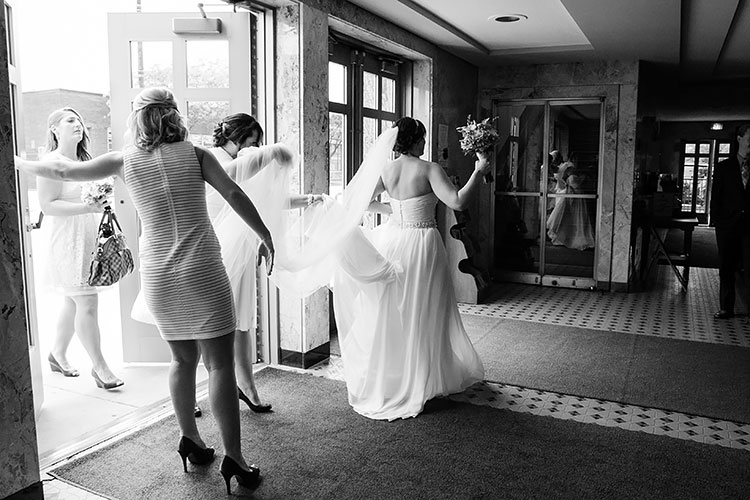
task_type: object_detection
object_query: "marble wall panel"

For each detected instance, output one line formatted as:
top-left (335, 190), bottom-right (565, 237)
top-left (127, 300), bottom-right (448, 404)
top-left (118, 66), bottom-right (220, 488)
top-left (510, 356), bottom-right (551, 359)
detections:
top-left (299, 3), bottom-right (330, 351)
top-left (612, 83), bottom-right (639, 286)
top-left (0, 7), bottom-right (41, 497)
top-left (275, 2), bottom-right (303, 353)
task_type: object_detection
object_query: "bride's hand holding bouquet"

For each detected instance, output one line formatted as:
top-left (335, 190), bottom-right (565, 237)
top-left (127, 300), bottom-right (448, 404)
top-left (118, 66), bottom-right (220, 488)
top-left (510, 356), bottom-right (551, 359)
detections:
top-left (474, 150), bottom-right (493, 180)
top-left (457, 116), bottom-right (499, 183)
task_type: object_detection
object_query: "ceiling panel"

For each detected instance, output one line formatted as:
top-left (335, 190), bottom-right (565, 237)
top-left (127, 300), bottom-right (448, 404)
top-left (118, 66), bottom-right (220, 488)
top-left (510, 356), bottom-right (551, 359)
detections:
top-left (342, 0), bottom-right (750, 80)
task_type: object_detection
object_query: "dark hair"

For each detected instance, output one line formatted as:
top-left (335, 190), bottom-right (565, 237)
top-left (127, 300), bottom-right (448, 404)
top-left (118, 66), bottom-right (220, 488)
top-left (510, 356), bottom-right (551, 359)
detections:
top-left (213, 113), bottom-right (264, 148)
top-left (45, 107), bottom-right (92, 161)
top-left (737, 123), bottom-right (750, 140)
top-left (392, 117), bottom-right (426, 155)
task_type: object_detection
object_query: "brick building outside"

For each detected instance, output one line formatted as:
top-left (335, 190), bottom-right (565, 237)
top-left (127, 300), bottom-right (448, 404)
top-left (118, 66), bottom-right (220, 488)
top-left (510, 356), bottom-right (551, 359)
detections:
top-left (23, 89), bottom-right (110, 160)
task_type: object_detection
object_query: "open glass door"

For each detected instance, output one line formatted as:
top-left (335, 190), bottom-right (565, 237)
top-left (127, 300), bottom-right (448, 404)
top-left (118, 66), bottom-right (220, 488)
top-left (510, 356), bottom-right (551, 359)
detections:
top-left (107, 10), bottom-right (254, 362)
top-left (493, 99), bottom-right (602, 289)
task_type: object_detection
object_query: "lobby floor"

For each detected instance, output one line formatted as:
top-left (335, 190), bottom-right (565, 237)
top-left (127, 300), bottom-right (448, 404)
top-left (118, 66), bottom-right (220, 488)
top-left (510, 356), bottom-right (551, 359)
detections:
top-left (40, 265), bottom-right (750, 499)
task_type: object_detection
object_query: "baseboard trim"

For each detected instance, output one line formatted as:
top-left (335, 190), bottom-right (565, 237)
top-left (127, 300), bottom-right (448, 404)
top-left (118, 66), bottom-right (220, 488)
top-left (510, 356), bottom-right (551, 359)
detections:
top-left (4, 481), bottom-right (43, 500)
top-left (280, 342), bottom-right (330, 369)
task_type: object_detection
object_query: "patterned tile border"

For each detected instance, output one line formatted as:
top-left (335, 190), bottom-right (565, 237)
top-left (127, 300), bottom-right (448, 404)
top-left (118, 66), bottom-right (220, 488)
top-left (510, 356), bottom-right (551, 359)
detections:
top-left (309, 356), bottom-right (750, 452)
top-left (458, 267), bottom-right (750, 347)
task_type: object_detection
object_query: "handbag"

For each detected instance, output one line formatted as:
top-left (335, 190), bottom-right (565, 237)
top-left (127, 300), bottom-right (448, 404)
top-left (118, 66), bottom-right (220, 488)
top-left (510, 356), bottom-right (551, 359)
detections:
top-left (88, 207), bottom-right (134, 286)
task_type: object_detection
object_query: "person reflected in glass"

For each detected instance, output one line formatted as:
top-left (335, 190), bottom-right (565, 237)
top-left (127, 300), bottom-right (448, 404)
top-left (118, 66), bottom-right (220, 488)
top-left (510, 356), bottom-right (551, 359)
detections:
top-left (546, 153), bottom-right (596, 250)
top-left (16, 88), bottom-right (273, 493)
top-left (38, 107), bottom-right (123, 389)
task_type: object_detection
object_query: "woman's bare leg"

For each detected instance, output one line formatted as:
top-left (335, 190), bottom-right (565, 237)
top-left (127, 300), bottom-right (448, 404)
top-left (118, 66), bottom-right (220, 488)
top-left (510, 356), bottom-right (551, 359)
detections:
top-left (166, 340), bottom-right (205, 446)
top-left (71, 293), bottom-right (120, 382)
top-left (50, 296), bottom-right (77, 370)
top-left (199, 332), bottom-right (250, 468)
top-left (234, 329), bottom-right (265, 405)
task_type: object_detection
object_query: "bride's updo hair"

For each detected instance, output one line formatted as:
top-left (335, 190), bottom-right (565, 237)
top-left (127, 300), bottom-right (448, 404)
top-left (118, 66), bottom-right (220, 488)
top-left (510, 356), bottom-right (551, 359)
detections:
top-left (213, 113), bottom-right (264, 148)
top-left (127, 87), bottom-right (187, 152)
top-left (392, 117), bottom-right (426, 155)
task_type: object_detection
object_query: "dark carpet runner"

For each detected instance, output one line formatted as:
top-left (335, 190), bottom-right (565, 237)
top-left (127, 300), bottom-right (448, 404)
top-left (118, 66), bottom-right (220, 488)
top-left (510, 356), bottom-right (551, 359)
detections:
top-left (52, 368), bottom-right (749, 500)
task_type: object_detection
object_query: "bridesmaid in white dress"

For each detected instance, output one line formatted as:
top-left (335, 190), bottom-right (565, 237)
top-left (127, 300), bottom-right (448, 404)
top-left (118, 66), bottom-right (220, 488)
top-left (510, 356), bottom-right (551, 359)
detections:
top-left (38, 107), bottom-right (123, 389)
top-left (333, 117), bottom-right (490, 420)
top-left (206, 113), bottom-right (323, 413)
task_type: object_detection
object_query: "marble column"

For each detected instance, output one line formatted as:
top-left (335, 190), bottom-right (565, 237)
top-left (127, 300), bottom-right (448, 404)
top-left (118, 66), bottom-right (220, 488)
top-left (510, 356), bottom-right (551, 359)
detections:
top-left (275, 2), bottom-right (331, 368)
top-left (0, 6), bottom-right (43, 499)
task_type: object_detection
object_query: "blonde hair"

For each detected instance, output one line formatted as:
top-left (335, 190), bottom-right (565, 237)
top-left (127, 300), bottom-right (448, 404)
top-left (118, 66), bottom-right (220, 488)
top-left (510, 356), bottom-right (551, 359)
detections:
top-left (45, 107), bottom-right (92, 161)
top-left (126, 87), bottom-right (187, 152)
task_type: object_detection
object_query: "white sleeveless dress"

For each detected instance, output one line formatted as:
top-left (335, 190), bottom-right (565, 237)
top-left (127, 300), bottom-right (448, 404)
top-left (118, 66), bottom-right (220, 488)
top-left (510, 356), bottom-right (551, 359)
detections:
top-left (333, 192), bottom-right (485, 421)
top-left (41, 151), bottom-right (101, 296)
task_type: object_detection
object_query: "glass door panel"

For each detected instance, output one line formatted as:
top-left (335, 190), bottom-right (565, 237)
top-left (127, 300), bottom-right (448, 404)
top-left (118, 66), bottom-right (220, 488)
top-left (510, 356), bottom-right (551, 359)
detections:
top-left (542, 102), bottom-right (600, 284)
top-left (108, 11), bottom-right (253, 362)
top-left (328, 111), bottom-right (347, 198)
top-left (494, 100), bottom-right (601, 288)
top-left (494, 102), bottom-right (546, 283)
top-left (186, 100), bottom-right (231, 147)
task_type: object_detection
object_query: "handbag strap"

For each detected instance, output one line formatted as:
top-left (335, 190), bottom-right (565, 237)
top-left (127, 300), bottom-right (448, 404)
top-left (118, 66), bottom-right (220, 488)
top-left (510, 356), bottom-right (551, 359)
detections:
top-left (109, 208), bottom-right (123, 232)
top-left (98, 207), bottom-right (123, 235)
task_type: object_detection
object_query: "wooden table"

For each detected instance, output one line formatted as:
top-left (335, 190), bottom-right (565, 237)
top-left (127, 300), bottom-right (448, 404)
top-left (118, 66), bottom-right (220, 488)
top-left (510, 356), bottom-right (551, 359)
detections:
top-left (642, 217), bottom-right (700, 292)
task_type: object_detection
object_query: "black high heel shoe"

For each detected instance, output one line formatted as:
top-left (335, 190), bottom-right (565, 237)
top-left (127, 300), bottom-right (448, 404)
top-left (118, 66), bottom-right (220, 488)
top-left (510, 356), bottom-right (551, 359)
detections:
top-left (48, 353), bottom-right (79, 377)
top-left (238, 387), bottom-right (272, 413)
top-left (219, 456), bottom-right (261, 494)
top-left (177, 436), bottom-right (215, 472)
top-left (91, 369), bottom-right (124, 390)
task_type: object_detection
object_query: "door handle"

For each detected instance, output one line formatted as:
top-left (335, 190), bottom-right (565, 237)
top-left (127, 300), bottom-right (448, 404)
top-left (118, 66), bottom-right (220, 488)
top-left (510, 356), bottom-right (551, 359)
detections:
top-left (26, 212), bottom-right (44, 231)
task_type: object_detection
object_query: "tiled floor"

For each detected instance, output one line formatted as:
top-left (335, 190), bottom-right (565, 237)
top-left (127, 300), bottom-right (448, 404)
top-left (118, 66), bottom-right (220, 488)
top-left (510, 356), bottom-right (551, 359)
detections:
top-left (42, 265), bottom-right (750, 498)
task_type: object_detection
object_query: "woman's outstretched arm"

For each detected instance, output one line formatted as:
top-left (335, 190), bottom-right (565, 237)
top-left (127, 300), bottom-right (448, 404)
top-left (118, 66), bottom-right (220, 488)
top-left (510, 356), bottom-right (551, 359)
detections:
top-left (15, 152), bottom-right (124, 182)
top-left (196, 145), bottom-right (275, 271)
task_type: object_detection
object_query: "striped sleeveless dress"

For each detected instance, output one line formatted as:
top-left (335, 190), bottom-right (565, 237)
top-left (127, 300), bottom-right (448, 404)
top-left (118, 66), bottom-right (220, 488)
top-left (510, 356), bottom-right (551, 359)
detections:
top-left (123, 141), bottom-right (236, 341)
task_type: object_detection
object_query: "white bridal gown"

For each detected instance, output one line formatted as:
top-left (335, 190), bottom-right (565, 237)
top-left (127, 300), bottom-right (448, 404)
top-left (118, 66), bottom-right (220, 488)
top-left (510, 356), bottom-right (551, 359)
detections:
top-left (332, 192), bottom-right (485, 421)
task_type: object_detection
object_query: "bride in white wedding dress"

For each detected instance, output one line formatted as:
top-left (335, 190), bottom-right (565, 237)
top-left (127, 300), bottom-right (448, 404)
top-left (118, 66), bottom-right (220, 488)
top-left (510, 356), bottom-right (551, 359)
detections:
top-left (321, 117), bottom-right (490, 420)
top-left (147, 116), bottom-right (490, 421)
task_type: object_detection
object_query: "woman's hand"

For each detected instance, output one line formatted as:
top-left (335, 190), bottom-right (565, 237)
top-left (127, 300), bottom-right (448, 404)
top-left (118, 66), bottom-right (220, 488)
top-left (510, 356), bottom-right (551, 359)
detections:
top-left (274, 144), bottom-right (294, 166)
top-left (88, 196), bottom-right (111, 213)
top-left (307, 194), bottom-right (325, 206)
top-left (474, 151), bottom-right (492, 176)
top-left (257, 236), bottom-right (275, 275)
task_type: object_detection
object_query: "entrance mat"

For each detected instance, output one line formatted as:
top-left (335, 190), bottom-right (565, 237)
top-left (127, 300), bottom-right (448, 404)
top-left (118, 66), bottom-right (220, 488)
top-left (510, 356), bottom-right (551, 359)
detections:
top-left (51, 368), bottom-right (750, 500)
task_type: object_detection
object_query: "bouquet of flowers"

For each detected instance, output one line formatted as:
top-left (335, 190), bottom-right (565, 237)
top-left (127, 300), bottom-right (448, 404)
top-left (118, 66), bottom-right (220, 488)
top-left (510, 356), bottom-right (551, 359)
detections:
top-left (457, 115), bottom-right (499, 183)
top-left (81, 177), bottom-right (115, 209)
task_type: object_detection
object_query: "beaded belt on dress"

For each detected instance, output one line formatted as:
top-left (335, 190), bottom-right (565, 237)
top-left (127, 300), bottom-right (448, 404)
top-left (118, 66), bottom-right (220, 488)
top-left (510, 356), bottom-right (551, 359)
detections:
top-left (396, 220), bottom-right (437, 229)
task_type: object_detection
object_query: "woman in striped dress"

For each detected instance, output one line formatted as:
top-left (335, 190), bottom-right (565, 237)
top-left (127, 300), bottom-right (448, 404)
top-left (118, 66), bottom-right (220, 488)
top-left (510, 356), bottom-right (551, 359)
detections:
top-left (16, 87), bottom-right (272, 493)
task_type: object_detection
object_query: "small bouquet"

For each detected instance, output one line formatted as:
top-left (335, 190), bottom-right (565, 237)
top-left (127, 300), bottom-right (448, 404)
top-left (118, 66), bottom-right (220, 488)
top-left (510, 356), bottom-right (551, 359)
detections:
top-left (457, 115), bottom-right (499, 183)
top-left (81, 177), bottom-right (115, 209)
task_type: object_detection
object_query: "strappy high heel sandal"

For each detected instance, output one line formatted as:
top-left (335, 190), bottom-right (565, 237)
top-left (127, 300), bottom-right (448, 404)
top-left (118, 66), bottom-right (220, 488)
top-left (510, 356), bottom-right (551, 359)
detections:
top-left (177, 436), bottom-right (215, 472)
top-left (219, 455), bottom-right (261, 494)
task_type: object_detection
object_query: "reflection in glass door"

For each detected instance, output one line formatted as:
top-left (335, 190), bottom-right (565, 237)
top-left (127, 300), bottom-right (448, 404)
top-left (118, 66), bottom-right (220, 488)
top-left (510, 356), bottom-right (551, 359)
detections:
top-left (493, 100), bottom-right (602, 289)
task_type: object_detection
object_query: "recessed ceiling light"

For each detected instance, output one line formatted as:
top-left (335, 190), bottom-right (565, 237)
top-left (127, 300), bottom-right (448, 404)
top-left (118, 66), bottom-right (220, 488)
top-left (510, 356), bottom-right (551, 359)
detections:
top-left (710, 122), bottom-right (723, 131)
top-left (489, 14), bottom-right (528, 23)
